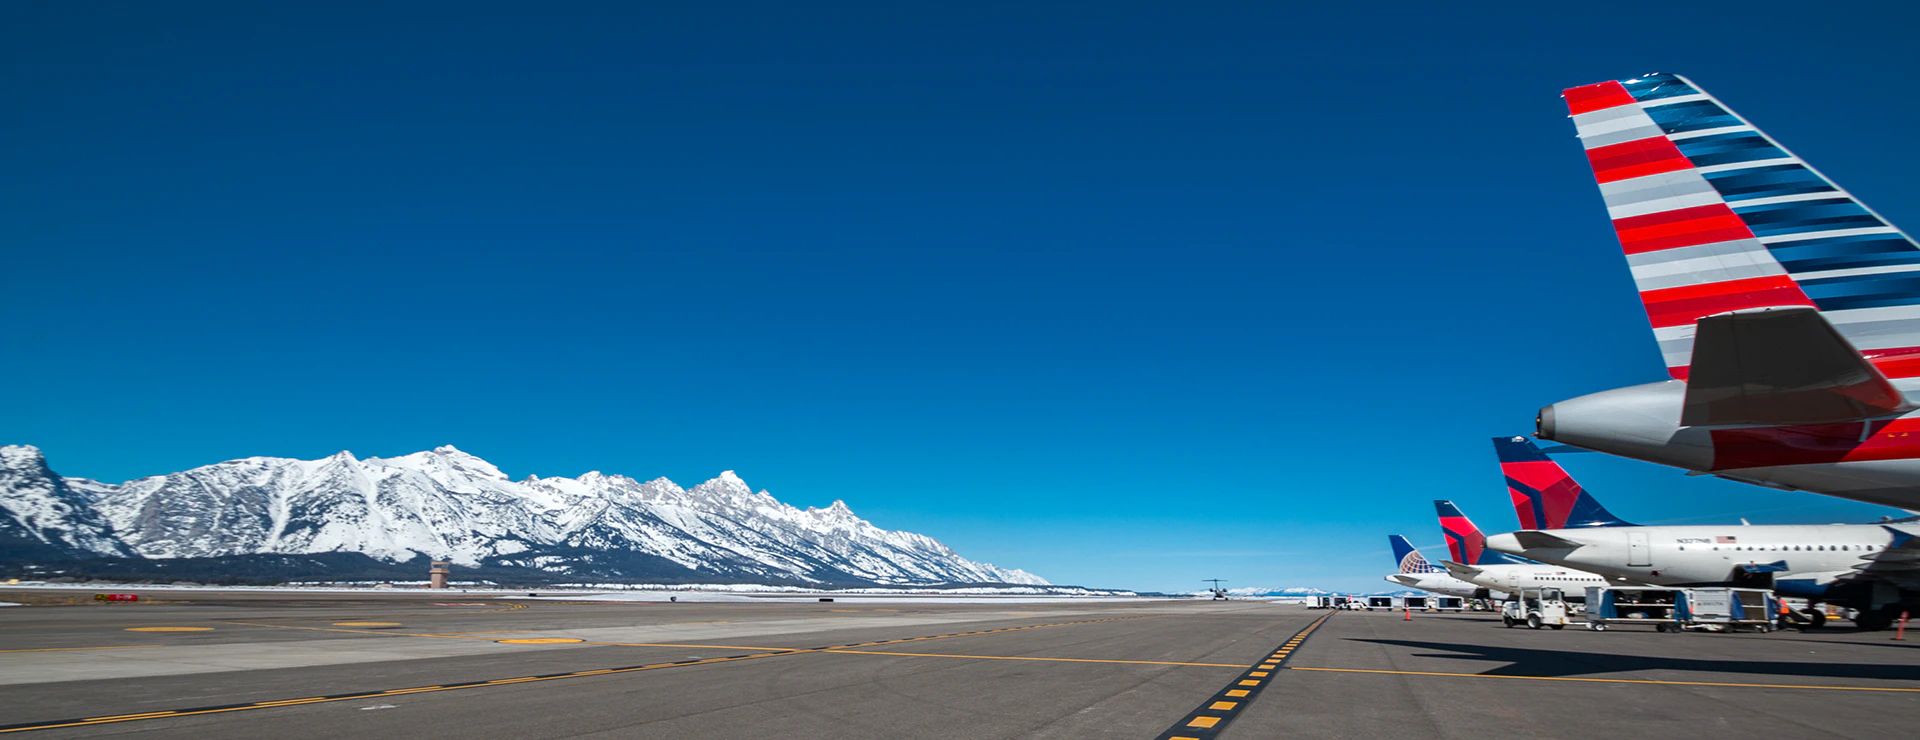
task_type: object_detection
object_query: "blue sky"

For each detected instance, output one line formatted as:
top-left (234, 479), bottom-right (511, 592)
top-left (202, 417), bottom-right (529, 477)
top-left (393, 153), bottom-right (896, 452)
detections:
top-left (5, 3), bottom-right (1918, 592)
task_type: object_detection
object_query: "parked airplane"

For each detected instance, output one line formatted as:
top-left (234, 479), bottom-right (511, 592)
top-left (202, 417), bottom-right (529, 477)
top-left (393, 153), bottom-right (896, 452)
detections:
top-left (1534, 72), bottom-right (1920, 512)
top-left (1383, 534), bottom-right (1484, 598)
top-left (1435, 500), bottom-right (1619, 600)
top-left (1486, 438), bottom-right (1920, 629)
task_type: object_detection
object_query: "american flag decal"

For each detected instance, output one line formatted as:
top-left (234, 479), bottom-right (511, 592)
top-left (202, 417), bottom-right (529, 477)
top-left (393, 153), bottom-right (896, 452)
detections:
top-left (1716, 535), bottom-right (1738, 544)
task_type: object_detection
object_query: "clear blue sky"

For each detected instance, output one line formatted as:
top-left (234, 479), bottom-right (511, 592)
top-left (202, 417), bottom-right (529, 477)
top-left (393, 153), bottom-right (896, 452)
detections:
top-left (5, 3), bottom-right (1917, 593)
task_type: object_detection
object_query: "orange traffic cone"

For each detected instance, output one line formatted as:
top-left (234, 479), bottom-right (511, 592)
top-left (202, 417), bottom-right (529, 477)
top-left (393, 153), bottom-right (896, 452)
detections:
top-left (1403, 607), bottom-right (1412, 621)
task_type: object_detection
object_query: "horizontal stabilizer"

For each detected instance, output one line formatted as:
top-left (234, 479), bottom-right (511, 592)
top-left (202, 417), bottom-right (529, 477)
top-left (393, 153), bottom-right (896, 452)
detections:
top-left (1681, 307), bottom-right (1909, 426)
top-left (1441, 560), bottom-right (1482, 580)
top-left (1510, 530), bottom-right (1583, 550)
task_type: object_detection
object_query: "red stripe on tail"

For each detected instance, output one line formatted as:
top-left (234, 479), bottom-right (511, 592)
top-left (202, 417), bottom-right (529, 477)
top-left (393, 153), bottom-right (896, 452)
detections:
top-left (1639, 275), bottom-right (1813, 329)
top-left (1564, 81), bottom-right (1637, 115)
top-left (1587, 137), bottom-right (1693, 184)
top-left (1612, 203), bottom-right (1756, 254)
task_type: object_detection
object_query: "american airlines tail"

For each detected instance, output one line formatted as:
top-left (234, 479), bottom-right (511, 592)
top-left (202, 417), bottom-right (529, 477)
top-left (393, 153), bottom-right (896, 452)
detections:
top-left (1387, 534), bottom-right (1441, 574)
top-left (1540, 73), bottom-right (1920, 510)
top-left (1564, 72), bottom-right (1920, 386)
top-left (1492, 436), bottom-right (1634, 529)
top-left (1434, 500), bottom-right (1532, 566)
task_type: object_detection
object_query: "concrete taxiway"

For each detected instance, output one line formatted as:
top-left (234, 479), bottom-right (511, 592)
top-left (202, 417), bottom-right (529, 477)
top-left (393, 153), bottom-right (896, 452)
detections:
top-left (0, 590), bottom-right (1915, 738)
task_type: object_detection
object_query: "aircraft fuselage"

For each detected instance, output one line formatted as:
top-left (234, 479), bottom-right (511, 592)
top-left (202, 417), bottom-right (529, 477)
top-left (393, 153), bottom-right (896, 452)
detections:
top-left (1538, 380), bottom-right (1920, 511)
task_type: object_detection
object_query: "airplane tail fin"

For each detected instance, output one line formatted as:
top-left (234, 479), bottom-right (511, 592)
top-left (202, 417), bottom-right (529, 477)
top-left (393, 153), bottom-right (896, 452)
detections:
top-left (1564, 73), bottom-right (1920, 381)
top-left (1435, 500), bottom-right (1532, 566)
top-left (1493, 436), bottom-right (1636, 528)
top-left (1388, 534), bottom-right (1439, 574)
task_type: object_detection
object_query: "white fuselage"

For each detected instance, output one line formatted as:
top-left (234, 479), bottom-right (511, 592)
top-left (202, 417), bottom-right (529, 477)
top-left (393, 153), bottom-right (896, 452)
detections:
top-left (1456, 563), bottom-right (1616, 598)
top-left (1485, 524), bottom-right (1911, 596)
top-left (1384, 572), bottom-right (1481, 599)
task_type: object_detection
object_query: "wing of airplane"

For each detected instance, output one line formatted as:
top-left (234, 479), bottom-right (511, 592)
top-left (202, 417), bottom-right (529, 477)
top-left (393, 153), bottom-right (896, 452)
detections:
top-left (1681, 307), bottom-right (1909, 425)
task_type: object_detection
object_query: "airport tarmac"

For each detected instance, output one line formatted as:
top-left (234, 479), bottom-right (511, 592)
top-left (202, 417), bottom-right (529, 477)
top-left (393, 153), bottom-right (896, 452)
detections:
top-left (0, 590), bottom-right (1915, 738)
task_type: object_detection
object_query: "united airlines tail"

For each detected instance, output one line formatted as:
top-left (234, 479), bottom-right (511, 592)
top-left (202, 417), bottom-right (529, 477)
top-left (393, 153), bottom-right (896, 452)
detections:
top-left (1388, 534), bottom-right (1441, 574)
top-left (1434, 500), bottom-right (1532, 566)
top-left (1493, 436), bottom-right (1635, 528)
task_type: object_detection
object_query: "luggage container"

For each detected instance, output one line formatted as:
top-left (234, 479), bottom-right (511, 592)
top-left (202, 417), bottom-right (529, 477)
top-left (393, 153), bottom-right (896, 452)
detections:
top-left (1586, 586), bottom-right (1684, 631)
top-left (1398, 595), bottom-right (1431, 611)
top-left (1585, 586), bottom-right (1777, 632)
top-left (1677, 588), bottom-right (1778, 633)
top-left (1432, 596), bottom-right (1465, 612)
top-left (1364, 596), bottom-right (1394, 611)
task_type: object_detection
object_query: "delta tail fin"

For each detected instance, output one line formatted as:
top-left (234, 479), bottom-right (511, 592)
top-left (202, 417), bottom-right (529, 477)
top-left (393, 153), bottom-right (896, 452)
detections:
top-left (1494, 436), bottom-right (1635, 528)
top-left (1564, 73), bottom-right (1920, 386)
top-left (1388, 534), bottom-right (1442, 574)
top-left (1435, 500), bottom-right (1533, 566)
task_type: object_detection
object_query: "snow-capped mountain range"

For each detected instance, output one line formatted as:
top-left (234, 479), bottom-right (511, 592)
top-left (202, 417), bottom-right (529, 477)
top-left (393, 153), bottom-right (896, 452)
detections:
top-left (0, 444), bottom-right (1045, 587)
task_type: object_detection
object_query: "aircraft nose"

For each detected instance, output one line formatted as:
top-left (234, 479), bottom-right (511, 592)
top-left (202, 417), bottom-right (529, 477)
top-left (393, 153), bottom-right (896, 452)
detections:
top-left (1485, 532), bottom-right (1523, 555)
top-left (1536, 404), bottom-right (1556, 440)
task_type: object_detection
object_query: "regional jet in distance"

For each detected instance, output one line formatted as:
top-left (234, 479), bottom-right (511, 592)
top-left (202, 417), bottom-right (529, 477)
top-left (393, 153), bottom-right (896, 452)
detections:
top-left (1534, 73), bottom-right (1920, 512)
top-left (1487, 436), bottom-right (1920, 629)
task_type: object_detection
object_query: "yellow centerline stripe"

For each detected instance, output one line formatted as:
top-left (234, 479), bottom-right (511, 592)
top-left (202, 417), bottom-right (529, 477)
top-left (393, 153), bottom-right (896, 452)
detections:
top-left (0, 645), bottom-right (158, 654)
top-left (80, 712), bottom-right (176, 722)
top-left (823, 649), bottom-right (1244, 668)
top-left (1289, 666), bottom-right (1920, 694)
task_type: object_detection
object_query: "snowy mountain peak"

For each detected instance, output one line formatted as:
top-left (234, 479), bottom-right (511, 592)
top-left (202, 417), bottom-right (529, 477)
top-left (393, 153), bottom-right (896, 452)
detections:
top-left (2, 444), bottom-right (47, 468)
top-left (0, 446), bottom-right (1049, 587)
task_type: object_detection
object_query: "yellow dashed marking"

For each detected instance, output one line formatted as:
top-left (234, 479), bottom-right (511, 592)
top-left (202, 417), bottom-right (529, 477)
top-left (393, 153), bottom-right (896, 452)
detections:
top-left (1186, 716), bottom-right (1221, 728)
top-left (1249, 671), bottom-right (1270, 677)
top-left (1237, 679), bottom-right (1261, 687)
top-left (1225, 689), bottom-right (1250, 698)
top-left (1258, 663), bottom-right (1276, 669)
top-left (1209, 701), bottom-right (1238, 710)
top-left (124, 627), bottom-right (211, 633)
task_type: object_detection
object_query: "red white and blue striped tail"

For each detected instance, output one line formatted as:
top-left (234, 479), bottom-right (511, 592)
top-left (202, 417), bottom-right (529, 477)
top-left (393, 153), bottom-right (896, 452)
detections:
top-left (1565, 73), bottom-right (1920, 380)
